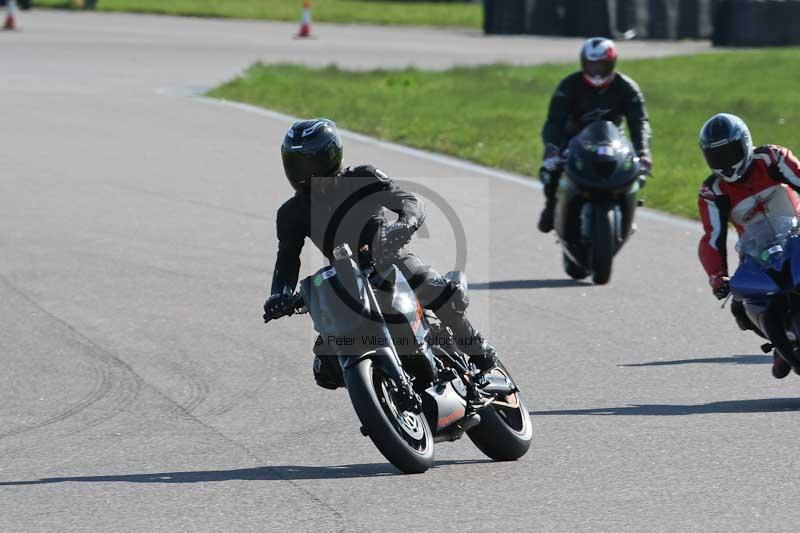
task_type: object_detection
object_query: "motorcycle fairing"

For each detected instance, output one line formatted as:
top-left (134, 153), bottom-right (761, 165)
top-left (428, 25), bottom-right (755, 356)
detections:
top-left (423, 381), bottom-right (467, 432)
top-left (301, 261), bottom-right (373, 338)
top-left (555, 171), bottom-right (639, 272)
top-left (788, 236), bottom-right (800, 288)
top-left (730, 257), bottom-right (782, 300)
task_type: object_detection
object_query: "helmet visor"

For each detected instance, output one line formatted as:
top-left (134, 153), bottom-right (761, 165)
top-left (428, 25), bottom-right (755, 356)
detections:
top-left (583, 60), bottom-right (615, 79)
top-left (703, 141), bottom-right (745, 177)
top-left (282, 150), bottom-right (335, 193)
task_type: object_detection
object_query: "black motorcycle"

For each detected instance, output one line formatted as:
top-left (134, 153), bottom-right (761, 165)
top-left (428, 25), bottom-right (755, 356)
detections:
top-left (265, 243), bottom-right (532, 474)
top-left (551, 121), bottom-right (646, 285)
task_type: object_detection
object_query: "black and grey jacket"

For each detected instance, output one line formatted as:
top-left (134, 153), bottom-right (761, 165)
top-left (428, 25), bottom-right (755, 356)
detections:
top-left (270, 165), bottom-right (425, 294)
top-left (542, 71), bottom-right (652, 156)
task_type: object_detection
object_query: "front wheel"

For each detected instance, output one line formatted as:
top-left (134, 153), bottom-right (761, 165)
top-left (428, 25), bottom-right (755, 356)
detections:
top-left (467, 362), bottom-right (532, 461)
top-left (590, 206), bottom-right (616, 285)
top-left (563, 252), bottom-right (589, 280)
top-left (345, 358), bottom-right (434, 474)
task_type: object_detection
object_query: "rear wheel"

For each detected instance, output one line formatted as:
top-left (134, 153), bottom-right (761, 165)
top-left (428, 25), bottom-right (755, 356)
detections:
top-left (590, 206), bottom-right (616, 285)
top-left (345, 358), bottom-right (434, 474)
top-left (467, 362), bottom-right (532, 461)
top-left (787, 312), bottom-right (800, 375)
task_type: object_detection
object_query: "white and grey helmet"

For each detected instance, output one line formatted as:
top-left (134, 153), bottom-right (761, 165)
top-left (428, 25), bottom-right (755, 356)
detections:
top-left (699, 113), bottom-right (754, 183)
top-left (580, 37), bottom-right (618, 88)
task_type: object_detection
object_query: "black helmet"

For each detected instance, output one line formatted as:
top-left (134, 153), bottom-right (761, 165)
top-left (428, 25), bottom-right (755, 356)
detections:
top-left (565, 121), bottom-right (639, 187)
top-left (281, 118), bottom-right (343, 193)
top-left (699, 113), bottom-right (753, 183)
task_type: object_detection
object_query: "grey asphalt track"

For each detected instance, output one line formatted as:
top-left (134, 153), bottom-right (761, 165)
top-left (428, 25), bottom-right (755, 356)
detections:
top-left (0, 9), bottom-right (794, 533)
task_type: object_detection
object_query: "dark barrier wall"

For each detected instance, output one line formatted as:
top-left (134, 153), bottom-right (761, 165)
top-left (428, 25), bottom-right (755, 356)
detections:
top-left (484, 0), bottom-right (798, 45)
top-left (678, 0), bottom-right (715, 38)
top-left (483, 0), bottom-right (526, 34)
top-left (617, 0), bottom-right (651, 38)
top-left (563, 0), bottom-right (614, 36)
top-left (713, 0), bottom-right (800, 46)
top-left (529, 0), bottom-right (565, 35)
top-left (648, 0), bottom-right (679, 39)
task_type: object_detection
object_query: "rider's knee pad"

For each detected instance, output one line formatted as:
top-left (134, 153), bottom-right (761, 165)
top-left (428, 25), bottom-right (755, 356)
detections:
top-left (448, 279), bottom-right (470, 314)
top-left (442, 271), bottom-right (470, 314)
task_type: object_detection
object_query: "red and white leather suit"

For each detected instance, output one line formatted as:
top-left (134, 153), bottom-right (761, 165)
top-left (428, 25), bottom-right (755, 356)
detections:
top-left (698, 145), bottom-right (800, 287)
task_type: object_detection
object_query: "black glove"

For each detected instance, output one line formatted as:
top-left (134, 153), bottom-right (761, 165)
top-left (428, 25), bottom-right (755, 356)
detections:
top-left (542, 146), bottom-right (561, 173)
top-left (711, 275), bottom-right (730, 300)
top-left (380, 222), bottom-right (415, 260)
top-left (263, 287), bottom-right (295, 323)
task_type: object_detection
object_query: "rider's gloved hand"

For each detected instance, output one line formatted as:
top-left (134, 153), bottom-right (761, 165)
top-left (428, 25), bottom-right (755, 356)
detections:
top-left (381, 222), bottom-right (415, 259)
top-left (638, 153), bottom-right (653, 174)
top-left (710, 274), bottom-right (730, 300)
top-left (384, 222), bottom-right (416, 251)
top-left (263, 287), bottom-right (295, 323)
top-left (542, 144), bottom-right (561, 173)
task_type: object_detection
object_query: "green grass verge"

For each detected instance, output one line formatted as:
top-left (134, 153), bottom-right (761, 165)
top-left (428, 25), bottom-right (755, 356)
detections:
top-left (209, 49), bottom-right (800, 219)
top-left (35, 0), bottom-right (482, 28)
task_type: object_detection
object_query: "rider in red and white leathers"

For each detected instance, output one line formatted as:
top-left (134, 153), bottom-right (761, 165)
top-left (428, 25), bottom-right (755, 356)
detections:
top-left (697, 113), bottom-right (800, 378)
top-left (698, 146), bottom-right (800, 282)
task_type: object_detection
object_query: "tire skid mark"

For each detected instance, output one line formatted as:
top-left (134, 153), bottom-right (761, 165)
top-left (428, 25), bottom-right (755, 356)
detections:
top-left (167, 361), bottom-right (211, 414)
top-left (0, 276), bottom-right (344, 529)
top-left (0, 350), bottom-right (109, 440)
top-left (188, 333), bottom-right (275, 418)
top-left (202, 370), bottom-right (272, 418)
top-left (274, 421), bottom-right (341, 448)
top-left (64, 355), bottom-right (143, 434)
top-left (0, 275), bottom-right (143, 440)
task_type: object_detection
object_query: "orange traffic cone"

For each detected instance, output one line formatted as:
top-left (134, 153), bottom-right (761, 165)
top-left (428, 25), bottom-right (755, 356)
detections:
top-left (297, 1), bottom-right (312, 38)
top-left (3, 0), bottom-right (17, 30)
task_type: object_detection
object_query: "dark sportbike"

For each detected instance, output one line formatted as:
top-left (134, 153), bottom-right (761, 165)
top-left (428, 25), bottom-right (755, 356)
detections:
top-left (731, 214), bottom-right (800, 374)
top-left (551, 121), bottom-right (647, 284)
top-left (265, 243), bottom-right (532, 474)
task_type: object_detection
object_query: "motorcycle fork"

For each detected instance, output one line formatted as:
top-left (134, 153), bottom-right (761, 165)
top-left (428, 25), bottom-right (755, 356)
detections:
top-left (584, 200), bottom-right (629, 243)
top-left (339, 332), bottom-right (421, 412)
top-left (762, 301), bottom-right (800, 371)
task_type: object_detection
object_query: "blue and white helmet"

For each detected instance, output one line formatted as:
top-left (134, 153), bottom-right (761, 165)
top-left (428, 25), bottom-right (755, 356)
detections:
top-left (699, 113), bottom-right (754, 183)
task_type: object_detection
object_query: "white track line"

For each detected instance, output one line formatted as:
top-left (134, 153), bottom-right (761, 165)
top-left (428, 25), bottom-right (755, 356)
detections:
top-left (190, 94), bottom-right (700, 233)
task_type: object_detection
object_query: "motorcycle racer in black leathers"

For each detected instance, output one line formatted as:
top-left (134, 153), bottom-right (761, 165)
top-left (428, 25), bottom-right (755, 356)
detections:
top-left (537, 37), bottom-right (653, 233)
top-left (264, 118), bottom-right (497, 389)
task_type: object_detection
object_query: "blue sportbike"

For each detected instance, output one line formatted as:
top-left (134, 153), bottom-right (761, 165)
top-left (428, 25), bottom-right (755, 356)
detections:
top-left (730, 215), bottom-right (800, 373)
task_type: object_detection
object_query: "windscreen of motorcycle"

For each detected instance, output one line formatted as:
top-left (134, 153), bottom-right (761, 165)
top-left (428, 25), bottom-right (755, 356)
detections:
top-left (371, 265), bottom-right (423, 332)
top-left (565, 121), bottom-right (640, 191)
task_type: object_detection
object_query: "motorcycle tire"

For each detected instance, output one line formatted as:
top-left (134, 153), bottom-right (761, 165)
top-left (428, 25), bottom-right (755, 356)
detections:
top-left (590, 206), bottom-right (615, 285)
top-left (345, 358), bottom-right (434, 474)
top-left (467, 362), bottom-right (532, 461)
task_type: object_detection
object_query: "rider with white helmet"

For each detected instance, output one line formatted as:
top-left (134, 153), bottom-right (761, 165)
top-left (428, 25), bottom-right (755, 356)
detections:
top-left (537, 37), bottom-right (653, 233)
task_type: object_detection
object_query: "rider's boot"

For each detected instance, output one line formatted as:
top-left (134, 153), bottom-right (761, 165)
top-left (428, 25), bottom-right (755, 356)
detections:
top-left (537, 172), bottom-right (559, 234)
top-left (538, 201), bottom-right (556, 234)
top-left (459, 330), bottom-right (498, 372)
top-left (433, 284), bottom-right (497, 371)
top-left (772, 351), bottom-right (792, 379)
